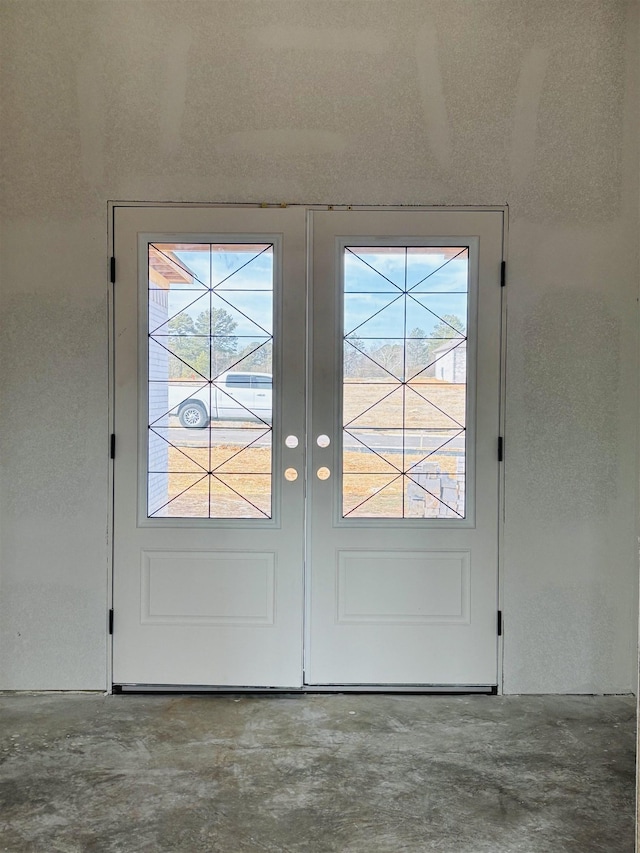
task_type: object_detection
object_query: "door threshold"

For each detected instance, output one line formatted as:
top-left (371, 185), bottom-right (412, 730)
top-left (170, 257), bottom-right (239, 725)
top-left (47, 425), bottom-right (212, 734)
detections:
top-left (113, 684), bottom-right (305, 695)
top-left (113, 684), bottom-right (497, 695)
top-left (305, 684), bottom-right (497, 694)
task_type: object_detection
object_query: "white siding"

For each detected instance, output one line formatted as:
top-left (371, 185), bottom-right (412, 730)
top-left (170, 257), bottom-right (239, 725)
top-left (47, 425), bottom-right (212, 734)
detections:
top-left (148, 288), bottom-right (169, 516)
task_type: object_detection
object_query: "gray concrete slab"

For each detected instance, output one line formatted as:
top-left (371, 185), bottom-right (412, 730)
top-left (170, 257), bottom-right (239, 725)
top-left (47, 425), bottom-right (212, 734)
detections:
top-left (0, 694), bottom-right (635, 852)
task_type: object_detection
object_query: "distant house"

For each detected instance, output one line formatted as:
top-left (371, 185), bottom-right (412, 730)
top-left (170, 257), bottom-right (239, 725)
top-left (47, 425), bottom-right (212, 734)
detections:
top-left (432, 340), bottom-right (467, 383)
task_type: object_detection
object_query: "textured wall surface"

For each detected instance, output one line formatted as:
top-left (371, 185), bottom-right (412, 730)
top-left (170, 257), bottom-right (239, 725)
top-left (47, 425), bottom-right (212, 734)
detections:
top-left (0, 0), bottom-right (638, 691)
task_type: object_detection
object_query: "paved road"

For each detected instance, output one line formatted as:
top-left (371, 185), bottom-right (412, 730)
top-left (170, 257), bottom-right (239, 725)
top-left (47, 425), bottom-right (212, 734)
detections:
top-left (162, 420), bottom-right (465, 455)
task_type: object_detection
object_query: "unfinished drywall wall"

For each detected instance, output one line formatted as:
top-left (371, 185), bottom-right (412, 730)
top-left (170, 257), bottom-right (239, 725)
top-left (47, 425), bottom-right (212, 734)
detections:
top-left (0, 0), bottom-right (638, 691)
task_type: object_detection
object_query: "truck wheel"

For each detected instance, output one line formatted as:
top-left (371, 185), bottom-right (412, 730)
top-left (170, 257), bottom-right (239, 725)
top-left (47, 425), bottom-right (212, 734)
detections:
top-left (179, 402), bottom-right (208, 429)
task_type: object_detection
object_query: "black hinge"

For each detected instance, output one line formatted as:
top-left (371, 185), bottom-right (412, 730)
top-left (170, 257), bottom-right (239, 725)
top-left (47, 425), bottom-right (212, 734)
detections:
top-left (110, 434), bottom-right (116, 459)
top-left (498, 436), bottom-right (504, 462)
top-left (108, 609), bottom-right (114, 635)
top-left (110, 256), bottom-right (116, 284)
top-left (497, 610), bottom-right (503, 636)
top-left (500, 260), bottom-right (506, 287)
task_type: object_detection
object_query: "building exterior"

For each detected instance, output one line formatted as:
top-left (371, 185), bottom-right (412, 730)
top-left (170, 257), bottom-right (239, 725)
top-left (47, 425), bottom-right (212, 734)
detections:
top-left (432, 340), bottom-right (467, 384)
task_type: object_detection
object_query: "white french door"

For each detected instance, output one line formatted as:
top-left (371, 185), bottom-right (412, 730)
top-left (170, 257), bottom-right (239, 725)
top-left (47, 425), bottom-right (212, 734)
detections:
top-left (112, 206), bottom-right (307, 687)
top-left (111, 205), bottom-right (503, 689)
top-left (306, 210), bottom-right (502, 685)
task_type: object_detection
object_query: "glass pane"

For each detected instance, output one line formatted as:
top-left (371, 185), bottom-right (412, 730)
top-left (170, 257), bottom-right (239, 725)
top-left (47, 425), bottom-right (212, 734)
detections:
top-left (407, 246), bottom-right (468, 292)
top-left (342, 246), bottom-right (468, 519)
top-left (147, 242), bottom-right (273, 519)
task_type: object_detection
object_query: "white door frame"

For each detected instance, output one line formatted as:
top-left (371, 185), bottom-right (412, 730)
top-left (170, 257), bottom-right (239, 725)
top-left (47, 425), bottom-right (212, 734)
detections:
top-left (106, 202), bottom-right (508, 694)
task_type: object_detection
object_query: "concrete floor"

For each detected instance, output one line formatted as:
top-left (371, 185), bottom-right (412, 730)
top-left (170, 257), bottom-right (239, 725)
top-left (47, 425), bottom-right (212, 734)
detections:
top-left (0, 694), bottom-right (635, 853)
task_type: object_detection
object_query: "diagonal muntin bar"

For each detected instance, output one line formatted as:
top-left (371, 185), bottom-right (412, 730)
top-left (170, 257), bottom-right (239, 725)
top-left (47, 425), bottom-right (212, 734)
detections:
top-left (344, 291), bottom-right (405, 337)
top-left (406, 247), bottom-right (468, 293)
top-left (211, 244), bottom-right (273, 290)
top-left (345, 247), bottom-right (405, 292)
top-left (148, 376), bottom-right (210, 426)
top-left (211, 428), bottom-right (272, 474)
top-left (211, 474), bottom-right (271, 518)
top-left (349, 290), bottom-right (463, 296)
top-left (343, 339), bottom-right (403, 383)
top-left (346, 246), bottom-right (468, 295)
top-left (149, 376), bottom-right (272, 431)
top-left (345, 373), bottom-right (465, 431)
top-left (405, 382), bottom-right (465, 430)
top-left (404, 430), bottom-right (465, 473)
top-left (148, 289), bottom-right (210, 336)
top-left (151, 422), bottom-right (270, 473)
top-left (350, 336), bottom-right (461, 340)
top-left (148, 346), bottom-right (273, 426)
top-left (149, 337), bottom-right (209, 384)
top-left (151, 334), bottom-right (271, 338)
top-left (342, 426), bottom-right (456, 432)
top-left (343, 429), bottom-right (403, 475)
top-left (346, 336), bottom-right (466, 385)
top-left (150, 470), bottom-right (272, 476)
top-left (212, 382), bottom-right (272, 427)
top-left (149, 473), bottom-right (210, 517)
top-left (343, 471), bottom-right (464, 519)
top-left (209, 338), bottom-right (272, 382)
top-left (343, 472), bottom-right (404, 517)
top-left (343, 383), bottom-right (403, 429)
top-left (407, 337), bottom-right (468, 384)
top-left (150, 249), bottom-right (273, 335)
top-left (150, 244), bottom-right (210, 290)
top-left (149, 426), bottom-right (209, 472)
top-left (343, 361), bottom-right (465, 429)
top-left (402, 251), bottom-right (408, 506)
top-left (150, 243), bottom-right (273, 293)
top-left (210, 289), bottom-right (271, 336)
top-left (405, 291), bottom-right (466, 335)
top-left (344, 430), bottom-right (465, 479)
top-left (404, 471), bottom-right (464, 518)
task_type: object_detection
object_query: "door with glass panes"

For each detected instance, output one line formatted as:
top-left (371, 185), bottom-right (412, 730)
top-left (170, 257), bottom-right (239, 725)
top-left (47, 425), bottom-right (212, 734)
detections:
top-left (112, 205), bottom-right (503, 689)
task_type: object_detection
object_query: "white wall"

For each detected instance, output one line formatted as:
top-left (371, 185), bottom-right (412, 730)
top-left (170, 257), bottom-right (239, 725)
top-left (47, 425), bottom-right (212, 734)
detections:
top-left (0, 0), bottom-right (638, 692)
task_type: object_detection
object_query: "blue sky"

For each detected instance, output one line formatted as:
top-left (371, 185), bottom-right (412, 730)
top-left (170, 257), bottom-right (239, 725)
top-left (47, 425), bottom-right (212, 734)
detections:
top-left (343, 249), bottom-right (468, 338)
top-left (151, 246), bottom-right (467, 340)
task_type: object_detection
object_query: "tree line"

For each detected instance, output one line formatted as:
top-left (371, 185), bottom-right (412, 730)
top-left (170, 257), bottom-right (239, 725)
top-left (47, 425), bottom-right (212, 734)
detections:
top-left (345, 315), bottom-right (465, 379)
top-left (165, 309), bottom-right (464, 381)
top-left (165, 309), bottom-right (269, 379)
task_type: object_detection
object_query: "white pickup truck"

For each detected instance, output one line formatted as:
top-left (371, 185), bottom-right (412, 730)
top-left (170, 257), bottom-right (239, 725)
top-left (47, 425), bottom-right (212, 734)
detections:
top-left (168, 372), bottom-right (272, 428)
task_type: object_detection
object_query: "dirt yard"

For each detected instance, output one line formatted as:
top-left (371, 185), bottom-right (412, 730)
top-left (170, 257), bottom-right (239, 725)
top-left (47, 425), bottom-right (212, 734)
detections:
top-left (158, 379), bottom-right (466, 517)
top-left (343, 379), bottom-right (465, 429)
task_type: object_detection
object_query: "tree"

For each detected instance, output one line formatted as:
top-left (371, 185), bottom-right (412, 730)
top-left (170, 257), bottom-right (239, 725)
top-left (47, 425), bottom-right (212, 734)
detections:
top-left (425, 314), bottom-right (465, 371)
top-left (430, 314), bottom-right (466, 339)
top-left (370, 342), bottom-right (403, 377)
top-left (236, 340), bottom-right (272, 372)
top-left (167, 313), bottom-right (199, 379)
top-left (193, 307), bottom-right (238, 340)
top-left (344, 334), bottom-right (368, 379)
top-left (402, 317), bottom-right (466, 379)
top-left (194, 308), bottom-right (239, 377)
top-left (166, 308), bottom-right (238, 379)
top-left (406, 327), bottom-right (429, 377)
top-left (167, 312), bottom-right (196, 336)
